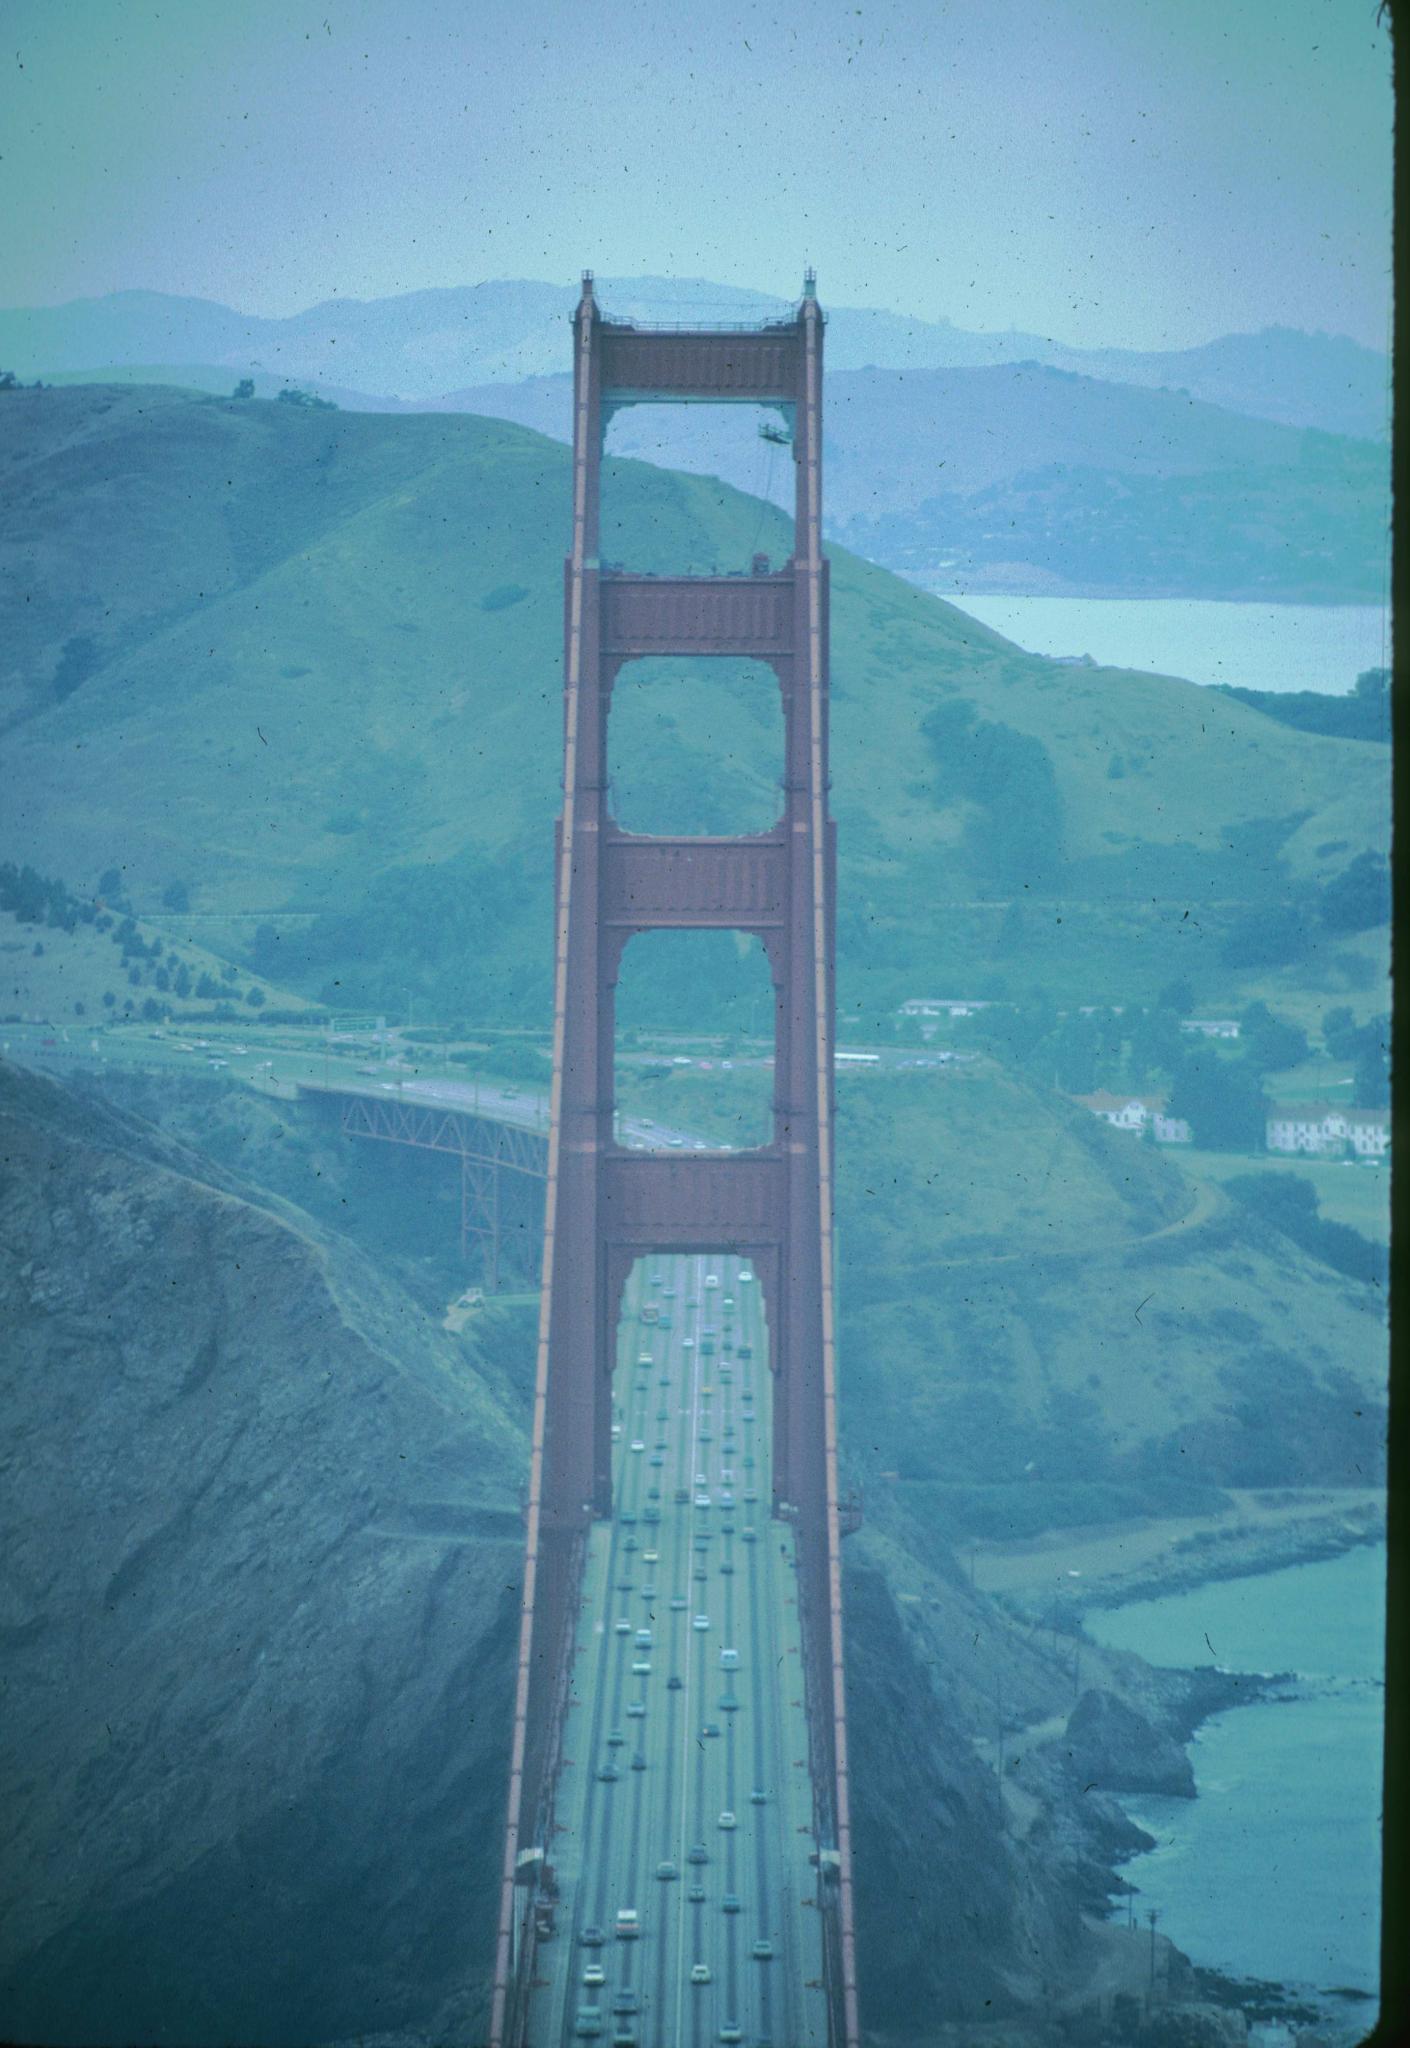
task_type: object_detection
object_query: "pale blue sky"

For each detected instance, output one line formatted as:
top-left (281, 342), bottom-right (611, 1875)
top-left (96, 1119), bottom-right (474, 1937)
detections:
top-left (1, 0), bottom-right (1392, 350)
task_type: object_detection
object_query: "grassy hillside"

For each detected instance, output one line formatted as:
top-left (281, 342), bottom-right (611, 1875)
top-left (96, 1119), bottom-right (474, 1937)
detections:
top-left (0, 383), bottom-right (1388, 1032)
top-left (608, 1056), bottom-right (1387, 1542)
top-left (830, 1071), bottom-right (1386, 1532)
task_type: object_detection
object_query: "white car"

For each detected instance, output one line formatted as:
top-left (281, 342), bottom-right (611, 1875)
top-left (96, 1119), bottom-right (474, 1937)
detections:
top-left (630, 1440), bottom-right (646, 1453)
top-left (693, 1614), bottom-right (710, 1631)
top-left (614, 1619), bottom-right (631, 1635)
top-left (718, 1810), bottom-right (737, 1830)
top-left (705, 1275), bottom-right (719, 1289)
top-left (738, 1270), bottom-right (754, 1284)
top-left (690, 1963), bottom-right (711, 1984)
top-left (583, 1963), bottom-right (606, 1987)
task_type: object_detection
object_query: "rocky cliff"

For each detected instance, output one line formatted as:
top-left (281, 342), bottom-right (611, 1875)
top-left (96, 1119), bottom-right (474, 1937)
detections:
top-left (1, 1060), bottom-right (1212, 2043)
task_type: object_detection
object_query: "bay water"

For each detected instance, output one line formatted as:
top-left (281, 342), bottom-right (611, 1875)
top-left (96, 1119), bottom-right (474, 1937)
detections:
top-left (933, 595), bottom-right (1389, 696)
top-left (1084, 1542), bottom-right (1386, 2009)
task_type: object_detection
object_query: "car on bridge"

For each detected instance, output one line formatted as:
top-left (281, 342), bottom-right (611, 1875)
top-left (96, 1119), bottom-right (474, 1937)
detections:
top-left (690, 1963), bottom-right (711, 1985)
top-left (580, 1924), bottom-right (605, 1946)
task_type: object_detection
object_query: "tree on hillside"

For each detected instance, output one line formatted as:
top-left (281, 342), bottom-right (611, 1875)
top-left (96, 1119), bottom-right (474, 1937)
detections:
top-left (1354, 1038), bottom-right (1390, 1108)
top-left (921, 698), bottom-right (1066, 891)
top-left (277, 386), bottom-right (337, 410)
top-left (161, 880), bottom-right (191, 912)
top-left (1239, 1000), bottom-right (1309, 1074)
top-left (1167, 1052), bottom-right (1268, 1151)
top-left (1320, 851), bottom-right (1390, 934)
top-left (1041, 1010), bottom-right (1100, 1094)
top-left (1220, 902), bottom-right (1309, 969)
top-left (1323, 1008), bottom-right (1389, 1077)
top-left (232, 379), bottom-right (255, 400)
top-left (1127, 1005), bottom-right (1184, 1083)
top-left (1156, 976), bottom-right (1196, 1018)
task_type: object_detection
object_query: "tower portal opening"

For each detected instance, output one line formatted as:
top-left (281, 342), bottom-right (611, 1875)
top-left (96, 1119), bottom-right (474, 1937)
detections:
top-left (614, 928), bottom-right (774, 1151)
top-left (608, 655), bottom-right (784, 838)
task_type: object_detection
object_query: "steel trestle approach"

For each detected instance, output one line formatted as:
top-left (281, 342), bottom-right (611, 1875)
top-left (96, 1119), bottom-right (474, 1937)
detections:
top-left (490, 275), bottom-right (859, 2048)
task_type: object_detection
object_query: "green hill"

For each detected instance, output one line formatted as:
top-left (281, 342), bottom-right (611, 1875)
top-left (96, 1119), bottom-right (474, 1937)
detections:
top-left (0, 382), bottom-right (1388, 1030)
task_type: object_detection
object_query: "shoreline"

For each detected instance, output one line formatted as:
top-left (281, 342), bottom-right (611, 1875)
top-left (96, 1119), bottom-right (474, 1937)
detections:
top-left (971, 1487), bottom-right (1386, 1625)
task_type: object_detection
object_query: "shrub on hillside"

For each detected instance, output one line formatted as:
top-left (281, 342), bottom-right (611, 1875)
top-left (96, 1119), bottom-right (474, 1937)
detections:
top-left (1225, 1172), bottom-right (1386, 1289)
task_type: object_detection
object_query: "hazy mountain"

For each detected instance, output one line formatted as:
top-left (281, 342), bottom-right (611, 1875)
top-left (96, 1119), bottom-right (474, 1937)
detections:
top-left (1, 280), bottom-right (1388, 438)
top-left (394, 361), bottom-right (1388, 599)
top-left (25, 353), bottom-right (1384, 601)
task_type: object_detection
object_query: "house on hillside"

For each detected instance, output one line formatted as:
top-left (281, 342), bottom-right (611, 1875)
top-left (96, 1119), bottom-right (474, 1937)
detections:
top-left (1179, 1018), bottom-right (1241, 1040)
top-left (899, 997), bottom-right (995, 1020)
top-left (897, 996), bottom-right (997, 1041)
top-left (1071, 1092), bottom-right (1191, 1144)
top-left (1266, 1104), bottom-right (1389, 1159)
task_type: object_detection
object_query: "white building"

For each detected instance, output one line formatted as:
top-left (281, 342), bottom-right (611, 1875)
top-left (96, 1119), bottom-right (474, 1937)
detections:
top-left (1072, 1093), bottom-right (1192, 1144)
top-left (1180, 1018), bottom-right (1241, 1040)
top-left (1266, 1104), bottom-right (1389, 1159)
top-left (899, 998), bottom-right (994, 1020)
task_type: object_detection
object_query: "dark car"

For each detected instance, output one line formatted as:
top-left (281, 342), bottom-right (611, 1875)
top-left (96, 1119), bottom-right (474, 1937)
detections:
top-left (667, 1673), bottom-right (683, 1690)
top-left (581, 1924), bottom-right (606, 1945)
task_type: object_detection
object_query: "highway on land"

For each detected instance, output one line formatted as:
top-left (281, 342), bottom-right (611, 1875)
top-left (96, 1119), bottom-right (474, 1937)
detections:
top-left (525, 1253), bottom-right (826, 2048)
top-left (0, 1022), bottom-right (711, 1153)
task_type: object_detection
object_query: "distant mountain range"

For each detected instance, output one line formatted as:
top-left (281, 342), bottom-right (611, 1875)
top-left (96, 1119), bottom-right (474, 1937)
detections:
top-left (0, 278), bottom-right (1389, 440)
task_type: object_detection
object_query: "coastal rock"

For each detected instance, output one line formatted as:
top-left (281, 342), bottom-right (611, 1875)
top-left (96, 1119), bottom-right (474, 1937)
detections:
top-left (1139, 2002), bottom-right (1249, 2047)
top-left (1062, 1687), bottom-right (1197, 1798)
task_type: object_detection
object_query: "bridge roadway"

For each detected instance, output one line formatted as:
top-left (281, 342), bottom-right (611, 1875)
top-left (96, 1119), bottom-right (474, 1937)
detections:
top-left (1, 1022), bottom-right (710, 1153)
top-left (526, 1251), bottom-right (827, 2048)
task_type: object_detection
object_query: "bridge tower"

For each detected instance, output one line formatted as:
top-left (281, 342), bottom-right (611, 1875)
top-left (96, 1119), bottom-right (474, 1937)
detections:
top-left (491, 274), bottom-right (859, 2048)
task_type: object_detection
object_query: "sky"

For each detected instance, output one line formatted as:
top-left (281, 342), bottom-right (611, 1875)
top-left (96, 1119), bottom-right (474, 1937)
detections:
top-left (0, 0), bottom-right (1393, 352)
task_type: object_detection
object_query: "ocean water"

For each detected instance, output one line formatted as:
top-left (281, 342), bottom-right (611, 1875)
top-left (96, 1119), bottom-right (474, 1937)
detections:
top-left (1084, 1543), bottom-right (1386, 2003)
top-left (933, 595), bottom-right (1389, 696)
